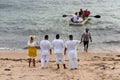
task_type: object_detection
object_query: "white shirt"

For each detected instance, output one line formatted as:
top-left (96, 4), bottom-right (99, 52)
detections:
top-left (27, 41), bottom-right (37, 46)
top-left (52, 39), bottom-right (64, 53)
top-left (65, 40), bottom-right (80, 57)
top-left (78, 17), bottom-right (83, 22)
top-left (40, 40), bottom-right (51, 55)
top-left (73, 15), bottom-right (78, 22)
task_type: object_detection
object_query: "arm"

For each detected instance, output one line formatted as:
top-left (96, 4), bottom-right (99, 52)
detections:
top-left (50, 49), bottom-right (52, 55)
top-left (64, 48), bottom-right (67, 55)
top-left (89, 33), bottom-right (92, 42)
top-left (80, 33), bottom-right (84, 43)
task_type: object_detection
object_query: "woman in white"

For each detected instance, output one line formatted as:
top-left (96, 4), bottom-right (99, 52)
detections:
top-left (27, 35), bottom-right (37, 67)
top-left (65, 35), bottom-right (81, 70)
top-left (40, 35), bottom-right (52, 69)
top-left (52, 34), bottom-right (67, 69)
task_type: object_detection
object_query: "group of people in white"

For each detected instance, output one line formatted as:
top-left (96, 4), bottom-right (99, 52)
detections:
top-left (27, 28), bottom-right (92, 70)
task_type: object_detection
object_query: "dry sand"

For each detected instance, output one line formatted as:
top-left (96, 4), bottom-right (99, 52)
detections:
top-left (0, 50), bottom-right (120, 80)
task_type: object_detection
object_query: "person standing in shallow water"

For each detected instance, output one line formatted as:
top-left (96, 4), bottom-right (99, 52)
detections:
top-left (81, 28), bottom-right (92, 52)
top-left (27, 35), bottom-right (37, 67)
top-left (52, 34), bottom-right (67, 69)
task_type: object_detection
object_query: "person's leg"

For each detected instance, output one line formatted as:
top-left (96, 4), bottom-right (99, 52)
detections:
top-left (60, 54), bottom-right (67, 69)
top-left (55, 53), bottom-right (60, 69)
top-left (45, 54), bottom-right (50, 68)
top-left (73, 58), bottom-right (78, 69)
top-left (69, 58), bottom-right (74, 70)
top-left (33, 58), bottom-right (35, 67)
top-left (84, 41), bottom-right (87, 52)
top-left (28, 58), bottom-right (31, 67)
top-left (41, 55), bottom-right (45, 69)
top-left (86, 41), bottom-right (89, 52)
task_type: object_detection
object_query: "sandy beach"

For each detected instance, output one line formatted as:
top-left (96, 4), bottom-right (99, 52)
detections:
top-left (0, 50), bottom-right (120, 80)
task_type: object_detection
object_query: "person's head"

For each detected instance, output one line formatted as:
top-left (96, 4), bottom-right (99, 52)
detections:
top-left (75, 12), bottom-right (77, 15)
top-left (45, 35), bottom-right (49, 40)
top-left (80, 9), bottom-right (83, 11)
top-left (69, 35), bottom-right (73, 40)
top-left (56, 34), bottom-right (60, 39)
top-left (85, 28), bottom-right (89, 32)
top-left (30, 35), bottom-right (35, 41)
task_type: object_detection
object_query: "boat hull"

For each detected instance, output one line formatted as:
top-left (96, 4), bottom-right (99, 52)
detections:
top-left (69, 17), bottom-right (90, 26)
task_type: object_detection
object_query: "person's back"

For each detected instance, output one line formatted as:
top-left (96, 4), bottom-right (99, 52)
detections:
top-left (52, 34), bottom-right (67, 69)
top-left (65, 35), bottom-right (80, 70)
top-left (52, 39), bottom-right (64, 53)
top-left (40, 40), bottom-right (51, 54)
top-left (65, 40), bottom-right (79, 52)
top-left (73, 12), bottom-right (79, 23)
top-left (83, 9), bottom-right (91, 17)
top-left (79, 9), bottom-right (83, 16)
top-left (40, 35), bottom-right (51, 69)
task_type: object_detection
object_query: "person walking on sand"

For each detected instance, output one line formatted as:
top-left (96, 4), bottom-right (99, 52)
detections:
top-left (64, 35), bottom-right (81, 70)
top-left (52, 34), bottom-right (67, 69)
top-left (27, 35), bottom-right (37, 67)
top-left (40, 35), bottom-right (52, 69)
top-left (81, 28), bottom-right (92, 52)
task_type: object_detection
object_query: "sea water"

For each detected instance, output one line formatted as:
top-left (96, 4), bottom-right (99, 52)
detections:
top-left (0, 0), bottom-right (120, 52)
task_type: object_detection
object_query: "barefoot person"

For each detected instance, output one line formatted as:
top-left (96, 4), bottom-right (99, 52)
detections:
top-left (27, 35), bottom-right (37, 67)
top-left (65, 35), bottom-right (81, 70)
top-left (52, 34), bottom-right (67, 69)
top-left (40, 35), bottom-right (52, 69)
top-left (81, 28), bottom-right (92, 52)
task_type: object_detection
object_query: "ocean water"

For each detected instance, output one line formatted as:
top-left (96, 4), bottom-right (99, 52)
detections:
top-left (0, 0), bottom-right (120, 52)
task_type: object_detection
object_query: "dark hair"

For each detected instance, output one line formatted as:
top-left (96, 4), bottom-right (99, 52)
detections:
top-left (45, 35), bottom-right (48, 39)
top-left (69, 35), bottom-right (73, 40)
top-left (30, 37), bottom-right (34, 40)
top-left (56, 34), bottom-right (59, 39)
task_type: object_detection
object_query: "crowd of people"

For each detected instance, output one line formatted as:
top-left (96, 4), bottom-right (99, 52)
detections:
top-left (27, 28), bottom-right (92, 70)
top-left (71, 9), bottom-right (91, 23)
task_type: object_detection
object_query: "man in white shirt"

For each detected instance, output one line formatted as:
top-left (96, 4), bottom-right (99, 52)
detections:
top-left (65, 35), bottom-right (80, 70)
top-left (40, 35), bottom-right (52, 69)
top-left (52, 34), bottom-right (67, 69)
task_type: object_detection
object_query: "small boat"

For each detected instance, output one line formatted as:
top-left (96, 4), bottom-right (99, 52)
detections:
top-left (69, 17), bottom-right (90, 26)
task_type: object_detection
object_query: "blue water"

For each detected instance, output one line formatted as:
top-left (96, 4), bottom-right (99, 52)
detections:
top-left (0, 0), bottom-right (120, 52)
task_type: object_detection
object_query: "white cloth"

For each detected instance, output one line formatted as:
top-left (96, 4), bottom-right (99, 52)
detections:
top-left (52, 39), bottom-right (65, 64)
top-left (40, 40), bottom-right (51, 68)
top-left (55, 53), bottom-right (65, 64)
top-left (78, 17), bottom-right (83, 22)
top-left (73, 15), bottom-right (79, 23)
top-left (65, 40), bottom-right (80, 69)
top-left (27, 41), bottom-right (37, 46)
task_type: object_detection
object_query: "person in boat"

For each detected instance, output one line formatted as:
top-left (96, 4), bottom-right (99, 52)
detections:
top-left (27, 35), bottom-right (37, 67)
top-left (78, 9), bottom-right (83, 17)
top-left (81, 28), bottom-right (92, 52)
top-left (78, 15), bottom-right (83, 22)
top-left (83, 9), bottom-right (91, 17)
top-left (72, 12), bottom-right (79, 23)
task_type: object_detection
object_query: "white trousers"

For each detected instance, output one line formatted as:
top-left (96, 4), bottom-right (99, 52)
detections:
top-left (55, 53), bottom-right (65, 64)
top-left (41, 54), bottom-right (50, 68)
top-left (68, 51), bottom-right (78, 69)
